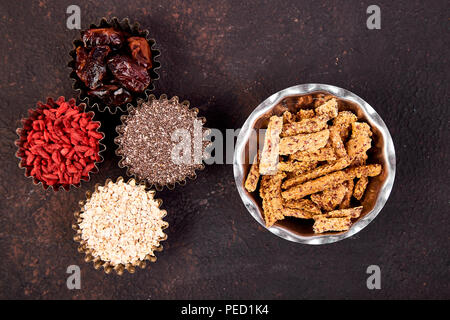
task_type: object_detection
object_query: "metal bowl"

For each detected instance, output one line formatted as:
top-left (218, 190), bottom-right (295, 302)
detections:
top-left (233, 84), bottom-right (396, 244)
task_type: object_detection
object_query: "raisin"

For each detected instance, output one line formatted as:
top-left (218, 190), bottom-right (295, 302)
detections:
top-left (82, 28), bottom-right (124, 48)
top-left (127, 37), bottom-right (152, 69)
top-left (76, 45), bottom-right (111, 90)
top-left (88, 85), bottom-right (132, 106)
top-left (107, 55), bottom-right (151, 92)
top-left (89, 45), bottom-right (111, 61)
top-left (75, 46), bottom-right (89, 71)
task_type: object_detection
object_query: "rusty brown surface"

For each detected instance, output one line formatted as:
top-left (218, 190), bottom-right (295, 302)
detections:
top-left (0, 0), bottom-right (448, 299)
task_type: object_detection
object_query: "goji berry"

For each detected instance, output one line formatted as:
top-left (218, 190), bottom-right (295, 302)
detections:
top-left (88, 131), bottom-right (103, 140)
top-left (17, 97), bottom-right (102, 188)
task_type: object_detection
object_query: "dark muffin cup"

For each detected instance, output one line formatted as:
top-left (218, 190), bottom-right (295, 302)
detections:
top-left (68, 17), bottom-right (161, 114)
top-left (72, 176), bottom-right (168, 275)
top-left (15, 97), bottom-right (105, 192)
top-left (115, 94), bottom-right (211, 191)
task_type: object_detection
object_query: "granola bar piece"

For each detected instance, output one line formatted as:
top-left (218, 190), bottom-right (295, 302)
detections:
top-left (283, 111), bottom-right (295, 124)
top-left (346, 122), bottom-right (372, 161)
top-left (259, 116), bottom-right (283, 175)
top-left (329, 126), bottom-right (347, 158)
top-left (283, 199), bottom-right (322, 215)
top-left (296, 95), bottom-right (313, 108)
top-left (313, 216), bottom-right (352, 233)
top-left (281, 164), bottom-right (382, 200)
top-left (282, 156), bottom-right (352, 189)
top-left (353, 176), bottom-right (369, 200)
top-left (283, 207), bottom-right (313, 219)
top-left (260, 172), bottom-right (286, 227)
top-left (279, 129), bottom-right (329, 155)
top-left (282, 99), bottom-right (338, 136)
top-left (314, 98), bottom-right (339, 119)
top-left (244, 152), bottom-right (260, 192)
top-left (326, 206), bottom-right (363, 218)
top-left (346, 164), bottom-right (382, 178)
top-left (278, 160), bottom-right (317, 173)
top-left (285, 161), bottom-right (318, 178)
top-left (296, 109), bottom-right (315, 120)
top-left (282, 117), bottom-right (328, 136)
top-left (352, 153), bottom-right (368, 166)
top-left (339, 180), bottom-right (354, 209)
top-left (289, 146), bottom-right (337, 162)
top-left (261, 198), bottom-right (279, 227)
top-left (313, 94), bottom-right (335, 108)
top-left (333, 111), bottom-right (358, 140)
top-left (310, 184), bottom-right (348, 211)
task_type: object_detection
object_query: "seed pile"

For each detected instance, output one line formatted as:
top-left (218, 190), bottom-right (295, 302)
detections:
top-left (117, 97), bottom-right (207, 186)
top-left (18, 97), bottom-right (102, 187)
top-left (245, 93), bottom-right (383, 233)
top-left (79, 179), bottom-right (167, 265)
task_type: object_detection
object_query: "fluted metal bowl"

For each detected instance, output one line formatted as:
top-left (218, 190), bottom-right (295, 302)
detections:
top-left (233, 84), bottom-right (395, 244)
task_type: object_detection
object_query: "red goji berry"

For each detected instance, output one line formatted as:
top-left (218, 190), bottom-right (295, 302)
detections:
top-left (37, 149), bottom-right (50, 160)
top-left (37, 120), bottom-right (45, 130)
top-left (73, 162), bottom-right (83, 170)
top-left (51, 151), bottom-right (61, 164)
top-left (54, 117), bottom-right (63, 127)
top-left (56, 96), bottom-right (65, 105)
top-left (88, 131), bottom-right (103, 140)
top-left (56, 102), bottom-right (69, 117)
top-left (84, 149), bottom-right (94, 157)
top-left (82, 163), bottom-right (95, 176)
top-left (74, 177), bottom-right (81, 185)
top-left (32, 132), bottom-right (42, 139)
top-left (60, 135), bottom-right (71, 144)
top-left (26, 154), bottom-right (35, 166)
top-left (65, 109), bottom-right (79, 118)
top-left (32, 121), bottom-right (40, 131)
top-left (33, 157), bottom-right (41, 166)
top-left (86, 123), bottom-right (99, 130)
top-left (19, 97), bottom-right (103, 187)
top-left (43, 173), bottom-right (58, 180)
top-left (74, 145), bottom-right (89, 153)
top-left (71, 121), bottom-right (80, 129)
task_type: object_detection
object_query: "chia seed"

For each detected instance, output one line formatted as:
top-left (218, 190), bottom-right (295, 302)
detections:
top-left (118, 96), bottom-right (208, 186)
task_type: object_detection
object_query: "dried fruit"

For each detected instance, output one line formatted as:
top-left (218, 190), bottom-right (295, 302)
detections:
top-left (18, 97), bottom-right (103, 188)
top-left (76, 45), bottom-right (110, 89)
top-left (107, 55), bottom-right (151, 92)
top-left (74, 25), bottom-right (155, 108)
top-left (82, 28), bottom-right (124, 48)
top-left (128, 36), bottom-right (152, 69)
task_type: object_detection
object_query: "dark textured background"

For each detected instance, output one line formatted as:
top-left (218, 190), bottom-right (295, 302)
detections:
top-left (0, 0), bottom-right (448, 300)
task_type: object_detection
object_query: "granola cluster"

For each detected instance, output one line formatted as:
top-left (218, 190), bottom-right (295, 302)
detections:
top-left (244, 94), bottom-right (382, 233)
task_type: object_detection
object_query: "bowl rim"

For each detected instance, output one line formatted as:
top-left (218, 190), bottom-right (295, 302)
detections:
top-left (233, 83), bottom-right (396, 245)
